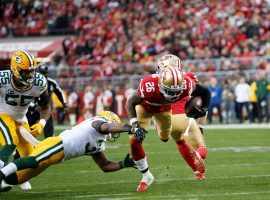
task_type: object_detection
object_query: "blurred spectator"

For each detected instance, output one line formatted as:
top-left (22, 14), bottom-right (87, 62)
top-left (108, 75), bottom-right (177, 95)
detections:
top-left (124, 83), bottom-right (136, 100)
top-left (249, 75), bottom-right (259, 123)
top-left (83, 86), bottom-right (95, 117)
top-left (67, 90), bottom-right (80, 125)
top-left (96, 85), bottom-right (113, 113)
top-left (62, 35), bottom-right (73, 56)
top-left (222, 80), bottom-right (236, 124)
top-left (208, 77), bottom-right (223, 124)
top-left (256, 70), bottom-right (269, 123)
top-left (235, 77), bottom-right (251, 123)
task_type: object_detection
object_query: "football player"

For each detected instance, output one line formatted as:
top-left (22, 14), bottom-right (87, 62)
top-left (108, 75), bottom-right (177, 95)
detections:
top-left (158, 54), bottom-right (210, 180)
top-left (0, 111), bottom-right (142, 191)
top-left (126, 66), bottom-right (185, 192)
top-left (0, 50), bottom-right (51, 188)
top-left (26, 65), bottom-right (69, 138)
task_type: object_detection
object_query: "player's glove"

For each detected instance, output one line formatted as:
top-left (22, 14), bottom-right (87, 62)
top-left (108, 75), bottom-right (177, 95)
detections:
top-left (30, 119), bottom-right (46, 136)
top-left (130, 123), bottom-right (148, 142)
top-left (187, 107), bottom-right (208, 119)
top-left (119, 153), bottom-right (137, 169)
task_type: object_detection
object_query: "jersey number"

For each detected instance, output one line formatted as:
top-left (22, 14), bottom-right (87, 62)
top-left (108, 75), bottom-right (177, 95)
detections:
top-left (182, 80), bottom-right (187, 90)
top-left (145, 82), bottom-right (155, 92)
top-left (5, 94), bottom-right (34, 106)
top-left (84, 140), bottom-right (103, 155)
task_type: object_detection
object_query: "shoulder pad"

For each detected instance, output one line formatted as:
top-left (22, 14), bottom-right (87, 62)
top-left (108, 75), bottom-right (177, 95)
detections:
top-left (184, 72), bottom-right (198, 83)
top-left (138, 74), bottom-right (158, 98)
top-left (33, 72), bottom-right (47, 91)
top-left (0, 70), bottom-right (11, 85)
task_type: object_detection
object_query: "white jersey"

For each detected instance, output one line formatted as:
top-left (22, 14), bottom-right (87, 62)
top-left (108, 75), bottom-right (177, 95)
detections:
top-left (59, 117), bottom-right (107, 161)
top-left (0, 70), bottom-right (47, 123)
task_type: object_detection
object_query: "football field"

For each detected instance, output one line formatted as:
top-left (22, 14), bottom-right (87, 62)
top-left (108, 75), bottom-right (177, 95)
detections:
top-left (1, 127), bottom-right (270, 200)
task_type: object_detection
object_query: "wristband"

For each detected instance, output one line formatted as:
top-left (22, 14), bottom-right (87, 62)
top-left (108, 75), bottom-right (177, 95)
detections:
top-left (39, 119), bottom-right (46, 127)
top-left (130, 118), bottom-right (138, 125)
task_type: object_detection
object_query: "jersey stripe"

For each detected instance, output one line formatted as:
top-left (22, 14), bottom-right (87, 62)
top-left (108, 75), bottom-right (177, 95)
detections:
top-left (175, 69), bottom-right (182, 86)
top-left (0, 118), bottom-right (12, 144)
top-left (169, 67), bottom-right (177, 86)
top-left (139, 79), bottom-right (145, 98)
top-left (36, 140), bottom-right (64, 162)
top-left (186, 76), bottom-right (193, 95)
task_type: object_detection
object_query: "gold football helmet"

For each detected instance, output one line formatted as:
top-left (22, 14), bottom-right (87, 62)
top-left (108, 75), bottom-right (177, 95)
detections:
top-left (96, 111), bottom-right (121, 141)
top-left (156, 54), bottom-right (181, 73)
top-left (158, 66), bottom-right (183, 101)
top-left (10, 50), bottom-right (37, 86)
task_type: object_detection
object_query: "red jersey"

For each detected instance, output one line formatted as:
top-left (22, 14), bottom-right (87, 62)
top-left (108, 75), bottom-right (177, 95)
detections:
top-left (138, 74), bottom-right (172, 113)
top-left (172, 72), bottom-right (198, 114)
top-left (137, 73), bottom-right (197, 113)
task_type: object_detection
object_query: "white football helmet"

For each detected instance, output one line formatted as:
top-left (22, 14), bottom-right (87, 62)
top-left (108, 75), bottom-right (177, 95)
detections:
top-left (158, 66), bottom-right (183, 101)
top-left (156, 54), bottom-right (181, 73)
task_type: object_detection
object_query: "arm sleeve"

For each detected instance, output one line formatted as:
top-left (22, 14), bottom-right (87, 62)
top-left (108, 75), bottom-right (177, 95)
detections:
top-left (191, 84), bottom-right (211, 109)
top-left (92, 120), bottom-right (132, 135)
top-left (37, 89), bottom-right (50, 107)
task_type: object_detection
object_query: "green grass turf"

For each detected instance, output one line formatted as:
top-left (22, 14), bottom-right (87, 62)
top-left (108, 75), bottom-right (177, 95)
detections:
top-left (1, 128), bottom-right (270, 200)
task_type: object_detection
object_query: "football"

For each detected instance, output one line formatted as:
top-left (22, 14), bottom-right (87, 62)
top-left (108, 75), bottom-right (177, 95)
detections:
top-left (185, 96), bottom-right (202, 115)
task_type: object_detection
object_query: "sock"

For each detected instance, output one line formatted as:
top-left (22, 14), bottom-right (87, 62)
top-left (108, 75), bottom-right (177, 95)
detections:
top-left (0, 144), bottom-right (16, 163)
top-left (13, 156), bottom-right (38, 170)
top-left (0, 160), bottom-right (4, 169)
top-left (130, 139), bottom-right (146, 161)
top-left (1, 163), bottom-right (17, 177)
top-left (177, 139), bottom-right (197, 171)
top-left (143, 169), bottom-right (152, 177)
top-left (195, 147), bottom-right (207, 159)
top-left (134, 157), bottom-right (148, 172)
top-left (4, 173), bottom-right (19, 185)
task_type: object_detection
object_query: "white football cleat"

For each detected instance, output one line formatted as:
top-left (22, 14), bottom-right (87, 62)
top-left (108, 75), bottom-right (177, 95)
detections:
top-left (0, 181), bottom-right (12, 192)
top-left (20, 181), bottom-right (32, 190)
top-left (136, 172), bottom-right (154, 192)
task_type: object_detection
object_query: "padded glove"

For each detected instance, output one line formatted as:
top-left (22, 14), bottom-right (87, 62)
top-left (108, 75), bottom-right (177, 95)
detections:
top-left (119, 153), bottom-right (137, 169)
top-left (30, 119), bottom-right (46, 136)
top-left (186, 107), bottom-right (208, 119)
top-left (130, 123), bottom-right (148, 142)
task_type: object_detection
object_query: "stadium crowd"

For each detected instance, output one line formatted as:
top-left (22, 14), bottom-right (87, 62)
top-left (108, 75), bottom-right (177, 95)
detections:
top-left (0, 0), bottom-right (270, 77)
top-left (54, 71), bottom-right (269, 126)
top-left (0, 0), bottom-right (270, 124)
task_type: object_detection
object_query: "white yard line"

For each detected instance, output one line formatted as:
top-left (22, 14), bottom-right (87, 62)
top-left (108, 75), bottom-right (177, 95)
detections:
top-left (106, 145), bottom-right (270, 152)
top-left (41, 173), bottom-right (270, 186)
top-left (46, 161), bottom-right (270, 175)
top-left (71, 190), bottom-right (270, 199)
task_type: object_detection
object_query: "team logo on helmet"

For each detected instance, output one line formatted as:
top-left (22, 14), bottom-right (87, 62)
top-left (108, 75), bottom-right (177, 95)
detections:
top-left (13, 56), bottom-right (22, 64)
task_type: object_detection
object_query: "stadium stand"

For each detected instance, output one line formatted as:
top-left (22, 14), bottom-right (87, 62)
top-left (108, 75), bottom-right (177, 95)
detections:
top-left (0, 0), bottom-right (269, 122)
